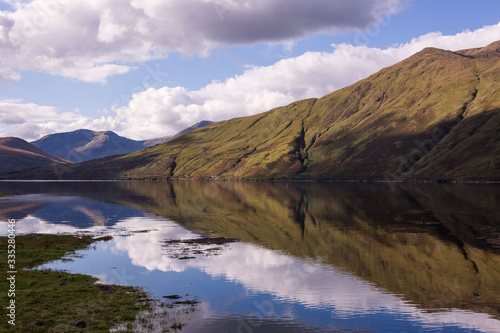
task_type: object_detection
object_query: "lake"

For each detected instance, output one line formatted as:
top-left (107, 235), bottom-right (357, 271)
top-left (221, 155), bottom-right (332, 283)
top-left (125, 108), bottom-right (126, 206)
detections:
top-left (1, 181), bottom-right (500, 332)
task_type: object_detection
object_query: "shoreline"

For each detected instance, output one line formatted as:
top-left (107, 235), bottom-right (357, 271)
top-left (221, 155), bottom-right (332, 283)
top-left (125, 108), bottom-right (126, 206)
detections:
top-left (1, 178), bottom-right (499, 184)
top-left (0, 234), bottom-right (149, 332)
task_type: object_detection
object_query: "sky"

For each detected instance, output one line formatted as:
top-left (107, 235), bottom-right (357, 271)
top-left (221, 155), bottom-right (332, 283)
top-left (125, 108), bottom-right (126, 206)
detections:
top-left (0, 0), bottom-right (499, 141)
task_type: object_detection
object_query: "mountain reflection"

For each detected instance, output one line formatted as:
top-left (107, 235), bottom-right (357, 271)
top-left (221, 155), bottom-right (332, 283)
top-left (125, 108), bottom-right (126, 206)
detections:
top-left (0, 193), bottom-right (147, 229)
top-left (1, 181), bottom-right (499, 321)
top-left (109, 224), bottom-right (500, 333)
top-left (110, 181), bottom-right (500, 319)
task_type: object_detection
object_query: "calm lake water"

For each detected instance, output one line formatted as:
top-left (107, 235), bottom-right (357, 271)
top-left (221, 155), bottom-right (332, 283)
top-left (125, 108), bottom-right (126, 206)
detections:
top-left (1, 181), bottom-right (500, 332)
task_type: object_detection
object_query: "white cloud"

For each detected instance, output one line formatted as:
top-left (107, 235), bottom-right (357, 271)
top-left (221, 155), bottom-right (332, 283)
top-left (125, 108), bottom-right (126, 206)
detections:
top-left (0, 0), bottom-right (409, 83)
top-left (0, 99), bottom-right (88, 140)
top-left (96, 9), bottom-right (128, 44)
top-left (5, 23), bottom-right (500, 141)
top-left (0, 66), bottom-right (20, 83)
top-left (0, 99), bottom-right (59, 124)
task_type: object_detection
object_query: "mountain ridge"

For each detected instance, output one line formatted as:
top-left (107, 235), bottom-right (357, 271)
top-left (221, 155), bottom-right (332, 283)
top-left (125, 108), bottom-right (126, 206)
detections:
top-left (2, 41), bottom-right (499, 181)
top-left (0, 137), bottom-right (68, 171)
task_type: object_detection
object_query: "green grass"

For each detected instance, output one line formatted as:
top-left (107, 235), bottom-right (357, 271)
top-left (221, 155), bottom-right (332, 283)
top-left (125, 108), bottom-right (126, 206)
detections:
top-left (0, 234), bottom-right (149, 332)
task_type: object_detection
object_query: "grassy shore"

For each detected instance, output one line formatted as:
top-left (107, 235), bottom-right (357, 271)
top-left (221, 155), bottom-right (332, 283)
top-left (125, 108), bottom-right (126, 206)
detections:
top-left (0, 234), bottom-right (149, 332)
top-left (0, 193), bottom-right (19, 198)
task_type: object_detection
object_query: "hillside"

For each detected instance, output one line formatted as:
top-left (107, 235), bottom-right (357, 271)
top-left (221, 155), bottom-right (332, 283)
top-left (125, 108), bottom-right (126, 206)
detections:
top-left (3, 41), bottom-right (500, 181)
top-left (0, 137), bottom-right (68, 171)
top-left (173, 120), bottom-right (214, 138)
top-left (142, 121), bottom-right (213, 148)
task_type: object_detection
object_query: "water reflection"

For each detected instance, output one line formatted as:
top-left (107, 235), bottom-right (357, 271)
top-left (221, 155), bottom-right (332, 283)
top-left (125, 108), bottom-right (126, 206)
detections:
top-left (0, 194), bottom-right (150, 231)
top-left (1, 181), bottom-right (499, 332)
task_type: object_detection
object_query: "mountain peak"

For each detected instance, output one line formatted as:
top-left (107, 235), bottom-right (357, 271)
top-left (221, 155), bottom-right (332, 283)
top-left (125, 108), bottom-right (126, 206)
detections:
top-left (0, 136), bottom-right (25, 147)
top-left (30, 121), bottom-right (216, 162)
top-left (407, 41), bottom-right (500, 62)
top-left (0, 137), bottom-right (68, 171)
top-left (455, 40), bottom-right (500, 59)
top-left (411, 46), bottom-right (468, 60)
top-left (32, 129), bottom-right (144, 162)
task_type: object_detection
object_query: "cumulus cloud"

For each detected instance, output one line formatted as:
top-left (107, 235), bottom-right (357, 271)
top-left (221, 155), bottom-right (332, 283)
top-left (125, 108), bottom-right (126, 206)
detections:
top-left (5, 22), bottom-right (500, 141)
top-left (0, 99), bottom-right (59, 125)
top-left (0, 0), bottom-right (408, 83)
top-left (0, 99), bottom-right (85, 140)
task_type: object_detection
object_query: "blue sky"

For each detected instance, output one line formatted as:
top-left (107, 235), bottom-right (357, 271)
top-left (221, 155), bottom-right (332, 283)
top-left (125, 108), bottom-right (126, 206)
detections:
top-left (0, 0), bottom-right (499, 140)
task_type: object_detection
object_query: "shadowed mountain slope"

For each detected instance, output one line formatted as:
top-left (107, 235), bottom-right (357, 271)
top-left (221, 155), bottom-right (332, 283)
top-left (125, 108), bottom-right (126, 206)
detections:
top-left (0, 137), bottom-right (68, 171)
top-left (3, 41), bottom-right (500, 180)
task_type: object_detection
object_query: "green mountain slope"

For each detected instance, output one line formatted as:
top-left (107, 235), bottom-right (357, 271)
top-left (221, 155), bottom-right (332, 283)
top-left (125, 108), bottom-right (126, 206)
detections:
top-left (2, 41), bottom-right (500, 181)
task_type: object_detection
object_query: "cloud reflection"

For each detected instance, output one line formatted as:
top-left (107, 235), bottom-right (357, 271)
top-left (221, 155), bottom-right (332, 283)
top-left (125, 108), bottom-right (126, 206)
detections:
top-left (110, 220), bottom-right (500, 333)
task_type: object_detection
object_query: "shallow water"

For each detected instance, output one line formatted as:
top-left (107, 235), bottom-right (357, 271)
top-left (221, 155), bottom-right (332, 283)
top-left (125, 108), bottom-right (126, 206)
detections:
top-left (1, 181), bottom-right (500, 332)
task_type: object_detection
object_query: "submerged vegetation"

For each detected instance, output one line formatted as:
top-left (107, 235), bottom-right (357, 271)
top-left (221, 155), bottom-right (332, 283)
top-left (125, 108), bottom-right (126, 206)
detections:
top-left (0, 234), bottom-right (148, 332)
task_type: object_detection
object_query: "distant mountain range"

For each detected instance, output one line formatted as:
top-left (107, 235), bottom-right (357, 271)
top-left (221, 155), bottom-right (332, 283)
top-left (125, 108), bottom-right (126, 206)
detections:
top-left (0, 137), bottom-right (68, 171)
top-left (31, 129), bottom-right (145, 163)
top-left (30, 121), bottom-right (213, 163)
top-left (1, 41), bottom-right (500, 181)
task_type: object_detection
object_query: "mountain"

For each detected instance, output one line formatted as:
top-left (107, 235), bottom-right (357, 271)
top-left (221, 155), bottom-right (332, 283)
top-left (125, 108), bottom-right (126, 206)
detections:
top-left (3, 41), bottom-right (500, 181)
top-left (0, 137), bottom-right (68, 171)
top-left (32, 129), bottom-right (145, 163)
top-left (142, 121), bottom-right (213, 148)
top-left (172, 120), bottom-right (214, 138)
top-left (141, 135), bottom-right (173, 149)
top-left (31, 121), bottom-right (214, 163)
